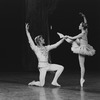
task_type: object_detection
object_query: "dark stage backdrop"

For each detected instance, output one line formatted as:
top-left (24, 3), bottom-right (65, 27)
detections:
top-left (0, 0), bottom-right (100, 74)
top-left (0, 0), bottom-right (24, 72)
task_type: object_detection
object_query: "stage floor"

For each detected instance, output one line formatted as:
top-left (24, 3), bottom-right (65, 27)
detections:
top-left (0, 72), bottom-right (100, 100)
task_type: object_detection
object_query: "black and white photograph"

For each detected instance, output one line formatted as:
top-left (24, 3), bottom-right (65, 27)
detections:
top-left (0, 0), bottom-right (100, 99)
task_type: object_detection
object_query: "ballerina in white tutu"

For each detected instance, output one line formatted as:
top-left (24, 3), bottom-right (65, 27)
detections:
top-left (57, 13), bottom-right (95, 87)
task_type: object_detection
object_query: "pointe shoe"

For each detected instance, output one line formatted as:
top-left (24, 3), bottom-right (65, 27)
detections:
top-left (80, 79), bottom-right (85, 87)
top-left (28, 81), bottom-right (35, 86)
top-left (57, 32), bottom-right (64, 38)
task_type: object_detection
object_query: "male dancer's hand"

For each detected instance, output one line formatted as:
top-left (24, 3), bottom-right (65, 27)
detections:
top-left (25, 23), bottom-right (29, 30)
top-left (79, 12), bottom-right (85, 17)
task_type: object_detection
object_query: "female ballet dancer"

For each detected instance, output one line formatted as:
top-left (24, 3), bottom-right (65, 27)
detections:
top-left (25, 23), bottom-right (67, 87)
top-left (57, 13), bottom-right (95, 87)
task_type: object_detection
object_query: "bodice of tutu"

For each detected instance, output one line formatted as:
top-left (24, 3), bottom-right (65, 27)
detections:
top-left (79, 30), bottom-right (88, 45)
top-left (80, 39), bottom-right (88, 46)
top-left (72, 41), bottom-right (80, 48)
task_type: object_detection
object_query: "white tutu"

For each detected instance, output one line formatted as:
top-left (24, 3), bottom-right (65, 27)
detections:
top-left (71, 43), bottom-right (95, 56)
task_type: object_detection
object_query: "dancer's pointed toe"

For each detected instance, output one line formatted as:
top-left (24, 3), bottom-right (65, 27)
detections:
top-left (80, 79), bottom-right (85, 87)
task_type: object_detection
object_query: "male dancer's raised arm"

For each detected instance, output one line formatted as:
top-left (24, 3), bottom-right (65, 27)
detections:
top-left (25, 23), bottom-right (37, 51)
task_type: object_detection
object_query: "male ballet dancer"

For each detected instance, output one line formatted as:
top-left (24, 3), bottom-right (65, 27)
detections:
top-left (25, 23), bottom-right (67, 87)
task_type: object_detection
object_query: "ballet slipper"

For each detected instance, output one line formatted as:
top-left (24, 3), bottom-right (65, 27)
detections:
top-left (51, 82), bottom-right (61, 87)
top-left (28, 81), bottom-right (35, 86)
top-left (57, 32), bottom-right (64, 38)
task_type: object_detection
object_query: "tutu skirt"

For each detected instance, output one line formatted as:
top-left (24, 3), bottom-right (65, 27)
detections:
top-left (71, 43), bottom-right (95, 56)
